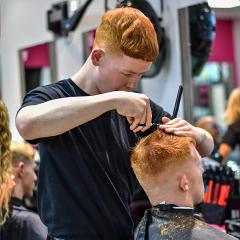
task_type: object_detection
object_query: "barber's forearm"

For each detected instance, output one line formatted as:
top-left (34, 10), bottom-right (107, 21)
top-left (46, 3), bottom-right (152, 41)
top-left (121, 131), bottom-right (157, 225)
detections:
top-left (195, 128), bottom-right (214, 157)
top-left (16, 94), bottom-right (115, 140)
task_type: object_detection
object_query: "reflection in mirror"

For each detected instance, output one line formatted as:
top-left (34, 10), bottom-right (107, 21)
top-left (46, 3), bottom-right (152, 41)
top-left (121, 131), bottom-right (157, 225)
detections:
top-left (192, 17), bottom-right (236, 126)
top-left (179, 3), bottom-right (240, 170)
top-left (19, 42), bottom-right (57, 98)
top-left (191, 12), bottom-right (240, 171)
top-left (193, 62), bottom-right (232, 125)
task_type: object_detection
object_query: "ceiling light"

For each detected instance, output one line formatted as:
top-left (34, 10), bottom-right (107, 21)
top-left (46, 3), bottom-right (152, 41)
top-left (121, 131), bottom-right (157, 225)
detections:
top-left (70, 1), bottom-right (79, 12)
top-left (208, 0), bottom-right (240, 8)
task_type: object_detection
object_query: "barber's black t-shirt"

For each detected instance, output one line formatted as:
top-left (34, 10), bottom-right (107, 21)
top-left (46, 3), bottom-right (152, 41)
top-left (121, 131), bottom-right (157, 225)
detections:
top-left (19, 79), bottom-right (170, 240)
top-left (222, 120), bottom-right (240, 149)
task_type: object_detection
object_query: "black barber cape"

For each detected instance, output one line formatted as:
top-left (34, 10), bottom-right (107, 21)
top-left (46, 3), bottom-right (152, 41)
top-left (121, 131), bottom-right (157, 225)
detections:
top-left (135, 204), bottom-right (237, 240)
top-left (18, 79), bottom-right (170, 239)
top-left (0, 197), bottom-right (48, 240)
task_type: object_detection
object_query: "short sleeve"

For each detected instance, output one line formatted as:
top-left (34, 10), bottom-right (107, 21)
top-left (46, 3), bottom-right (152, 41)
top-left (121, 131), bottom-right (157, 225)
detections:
top-left (19, 85), bottom-right (61, 110)
top-left (150, 99), bottom-right (172, 122)
top-left (16, 84), bottom-right (63, 144)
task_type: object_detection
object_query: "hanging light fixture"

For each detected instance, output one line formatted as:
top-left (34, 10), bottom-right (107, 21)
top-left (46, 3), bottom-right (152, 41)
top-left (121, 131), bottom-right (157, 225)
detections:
top-left (208, 0), bottom-right (240, 8)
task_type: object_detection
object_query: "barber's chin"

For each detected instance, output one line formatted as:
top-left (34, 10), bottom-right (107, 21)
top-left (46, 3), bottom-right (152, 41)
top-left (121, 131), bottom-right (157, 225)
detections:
top-left (118, 87), bottom-right (134, 92)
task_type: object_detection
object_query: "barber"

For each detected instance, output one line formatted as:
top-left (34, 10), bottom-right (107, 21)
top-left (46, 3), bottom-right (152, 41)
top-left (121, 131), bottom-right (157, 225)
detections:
top-left (16, 7), bottom-right (213, 240)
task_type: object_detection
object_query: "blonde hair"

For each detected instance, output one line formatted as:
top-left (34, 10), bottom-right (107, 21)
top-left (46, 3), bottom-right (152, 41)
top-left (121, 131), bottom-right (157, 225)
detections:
top-left (225, 88), bottom-right (240, 125)
top-left (94, 7), bottom-right (159, 62)
top-left (0, 100), bottom-right (14, 225)
top-left (11, 141), bottom-right (35, 166)
top-left (131, 130), bottom-right (196, 188)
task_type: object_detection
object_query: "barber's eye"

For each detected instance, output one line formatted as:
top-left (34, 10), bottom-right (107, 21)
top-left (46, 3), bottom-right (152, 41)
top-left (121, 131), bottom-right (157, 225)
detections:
top-left (123, 73), bottom-right (132, 77)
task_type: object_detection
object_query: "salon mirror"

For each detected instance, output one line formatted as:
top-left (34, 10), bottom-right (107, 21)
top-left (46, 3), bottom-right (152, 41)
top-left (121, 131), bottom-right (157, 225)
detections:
top-left (19, 42), bottom-right (57, 98)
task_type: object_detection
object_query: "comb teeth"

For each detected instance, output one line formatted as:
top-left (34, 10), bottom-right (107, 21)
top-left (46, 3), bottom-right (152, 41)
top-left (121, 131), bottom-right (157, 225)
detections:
top-left (134, 123), bottom-right (162, 127)
top-left (152, 123), bottom-right (161, 126)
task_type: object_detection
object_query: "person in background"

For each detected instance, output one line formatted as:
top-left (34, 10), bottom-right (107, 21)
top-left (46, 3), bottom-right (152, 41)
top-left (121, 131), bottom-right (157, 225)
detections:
top-left (195, 116), bottom-right (221, 150)
top-left (15, 7), bottom-right (213, 240)
top-left (131, 130), bottom-right (237, 240)
top-left (0, 141), bottom-right (48, 240)
top-left (219, 88), bottom-right (240, 164)
top-left (0, 100), bottom-right (14, 225)
top-left (195, 116), bottom-right (222, 162)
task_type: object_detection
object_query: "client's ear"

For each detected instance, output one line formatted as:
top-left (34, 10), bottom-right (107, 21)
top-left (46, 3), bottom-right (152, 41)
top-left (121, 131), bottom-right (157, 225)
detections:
top-left (179, 174), bottom-right (190, 192)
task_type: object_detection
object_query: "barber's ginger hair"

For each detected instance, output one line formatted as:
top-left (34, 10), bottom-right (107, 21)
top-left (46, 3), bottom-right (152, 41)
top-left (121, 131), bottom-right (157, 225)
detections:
top-left (94, 7), bottom-right (159, 62)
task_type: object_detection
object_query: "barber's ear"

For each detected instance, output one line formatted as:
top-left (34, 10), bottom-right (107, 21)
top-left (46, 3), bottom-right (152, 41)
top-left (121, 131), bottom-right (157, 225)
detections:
top-left (179, 174), bottom-right (190, 192)
top-left (91, 48), bottom-right (105, 66)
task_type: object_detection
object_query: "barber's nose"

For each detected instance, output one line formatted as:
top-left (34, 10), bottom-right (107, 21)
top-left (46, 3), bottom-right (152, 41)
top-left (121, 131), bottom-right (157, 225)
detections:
top-left (127, 78), bottom-right (139, 89)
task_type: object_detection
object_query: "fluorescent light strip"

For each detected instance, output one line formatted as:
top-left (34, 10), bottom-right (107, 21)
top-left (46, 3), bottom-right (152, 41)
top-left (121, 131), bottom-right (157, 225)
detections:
top-left (208, 0), bottom-right (240, 8)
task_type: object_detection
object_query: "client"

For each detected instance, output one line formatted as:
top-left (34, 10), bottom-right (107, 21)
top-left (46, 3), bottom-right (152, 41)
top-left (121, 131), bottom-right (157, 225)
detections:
top-left (131, 130), bottom-right (236, 239)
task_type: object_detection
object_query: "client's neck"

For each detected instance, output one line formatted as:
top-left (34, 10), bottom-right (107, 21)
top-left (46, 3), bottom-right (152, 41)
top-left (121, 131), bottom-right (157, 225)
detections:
top-left (145, 185), bottom-right (194, 208)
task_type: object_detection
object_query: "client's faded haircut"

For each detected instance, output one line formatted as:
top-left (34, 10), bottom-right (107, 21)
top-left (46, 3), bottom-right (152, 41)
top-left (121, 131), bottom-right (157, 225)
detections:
top-left (131, 130), bottom-right (196, 187)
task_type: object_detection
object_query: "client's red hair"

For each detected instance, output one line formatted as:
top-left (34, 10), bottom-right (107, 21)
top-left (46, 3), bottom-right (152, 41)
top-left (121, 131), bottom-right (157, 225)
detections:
top-left (131, 130), bottom-right (196, 186)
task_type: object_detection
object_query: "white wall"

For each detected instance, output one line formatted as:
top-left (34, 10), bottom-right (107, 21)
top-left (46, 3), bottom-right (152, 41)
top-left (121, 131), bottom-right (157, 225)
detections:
top-left (55, 1), bottom-right (106, 79)
top-left (1, 0), bottom-right (56, 139)
top-left (1, 0), bottom-right (204, 139)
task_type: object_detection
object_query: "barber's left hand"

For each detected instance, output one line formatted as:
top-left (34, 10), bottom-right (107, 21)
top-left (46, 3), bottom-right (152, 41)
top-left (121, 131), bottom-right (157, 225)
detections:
top-left (159, 117), bottom-right (206, 145)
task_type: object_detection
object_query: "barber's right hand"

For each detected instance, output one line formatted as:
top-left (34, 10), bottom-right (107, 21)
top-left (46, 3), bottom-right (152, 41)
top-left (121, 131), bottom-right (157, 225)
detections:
top-left (113, 91), bottom-right (152, 132)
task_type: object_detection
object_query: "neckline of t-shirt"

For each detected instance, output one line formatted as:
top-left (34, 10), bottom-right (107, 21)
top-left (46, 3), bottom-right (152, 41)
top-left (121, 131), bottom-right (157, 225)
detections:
top-left (67, 78), bottom-right (90, 96)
